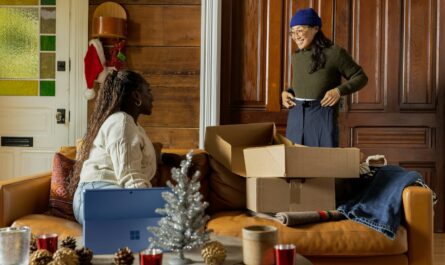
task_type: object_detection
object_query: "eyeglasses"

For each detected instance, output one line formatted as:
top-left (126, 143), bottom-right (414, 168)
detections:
top-left (289, 26), bottom-right (312, 37)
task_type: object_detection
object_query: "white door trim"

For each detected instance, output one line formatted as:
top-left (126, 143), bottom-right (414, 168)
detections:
top-left (199, 0), bottom-right (222, 148)
top-left (69, 0), bottom-right (89, 145)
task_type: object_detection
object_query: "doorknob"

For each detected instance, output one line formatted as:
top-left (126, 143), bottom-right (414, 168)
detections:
top-left (56, 109), bottom-right (66, 124)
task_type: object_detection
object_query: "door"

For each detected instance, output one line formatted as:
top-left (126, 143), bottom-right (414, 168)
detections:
top-left (0, 0), bottom-right (70, 179)
top-left (220, 0), bottom-right (445, 231)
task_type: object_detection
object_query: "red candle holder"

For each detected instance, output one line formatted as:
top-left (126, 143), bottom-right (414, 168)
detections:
top-left (37, 234), bottom-right (58, 253)
top-left (140, 249), bottom-right (163, 265)
top-left (274, 244), bottom-right (296, 265)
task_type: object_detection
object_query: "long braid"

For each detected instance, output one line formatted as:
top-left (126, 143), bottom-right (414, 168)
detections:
top-left (68, 70), bottom-right (145, 195)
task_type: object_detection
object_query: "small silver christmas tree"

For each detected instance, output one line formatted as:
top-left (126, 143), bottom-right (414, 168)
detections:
top-left (148, 150), bottom-right (212, 264)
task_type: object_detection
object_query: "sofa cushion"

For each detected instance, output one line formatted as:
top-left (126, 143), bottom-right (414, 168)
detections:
top-left (48, 152), bottom-right (76, 221)
top-left (12, 214), bottom-right (82, 239)
top-left (207, 157), bottom-right (246, 214)
top-left (207, 211), bottom-right (407, 257)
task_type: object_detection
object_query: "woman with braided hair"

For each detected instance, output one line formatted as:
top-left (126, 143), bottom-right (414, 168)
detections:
top-left (70, 69), bottom-right (156, 225)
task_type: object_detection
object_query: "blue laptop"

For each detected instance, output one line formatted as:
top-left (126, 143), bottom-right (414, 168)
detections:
top-left (83, 187), bottom-right (169, 254)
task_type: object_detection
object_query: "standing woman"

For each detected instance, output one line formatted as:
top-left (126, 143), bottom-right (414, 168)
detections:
top-left (69, 69), bottom-right (156, 225)
top-left (282, 8), bottom-right (368, 147)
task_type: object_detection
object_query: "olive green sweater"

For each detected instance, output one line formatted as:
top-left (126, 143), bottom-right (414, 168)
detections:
top-left (291, 44), bottom-right (368, 99)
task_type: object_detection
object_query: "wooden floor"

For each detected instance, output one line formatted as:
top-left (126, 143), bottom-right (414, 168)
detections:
top-left (435, 233), bottom-right (445, 265)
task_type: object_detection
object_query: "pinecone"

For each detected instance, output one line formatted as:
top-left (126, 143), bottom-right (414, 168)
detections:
top-left (29, 249), bottom-right (53, 265)
top-left (113, 247), bottom-right (134, 265)
top-left (30, 233), bottom-right (38, 253)
top-left (60, 236), bottom-right (77, 250)
top-left (201, 241), bottom-right (227, 265)
top-left (47, 260), bottom-right (66, 265)
top-left (76, 247), bottom-right (93, 265)
top-left (53, 247), bottom-right (79, 265)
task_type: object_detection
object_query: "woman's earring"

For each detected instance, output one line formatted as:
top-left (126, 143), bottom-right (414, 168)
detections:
top-left (135, 100), bottom-right (142, 107)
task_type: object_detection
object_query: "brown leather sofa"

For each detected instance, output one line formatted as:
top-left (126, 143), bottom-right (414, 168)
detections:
top-left (0, 149), bottom-right (433, 265)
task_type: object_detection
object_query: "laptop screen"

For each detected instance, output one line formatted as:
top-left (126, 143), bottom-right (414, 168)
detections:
top-left (83, 187), bottom-right (169, 254)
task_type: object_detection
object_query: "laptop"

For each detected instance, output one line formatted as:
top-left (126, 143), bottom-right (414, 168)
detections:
top-left (83, 187), bottom-right (169, 254)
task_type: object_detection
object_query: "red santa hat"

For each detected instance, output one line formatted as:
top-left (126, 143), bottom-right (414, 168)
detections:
top-left (83, 39), bottom-right (115, 100)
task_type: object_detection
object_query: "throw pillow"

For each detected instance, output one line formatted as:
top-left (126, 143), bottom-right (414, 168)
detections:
top-left (207, 157), bottom-right (246, 214)
top-left (48, 152), bottom-right (76, 221)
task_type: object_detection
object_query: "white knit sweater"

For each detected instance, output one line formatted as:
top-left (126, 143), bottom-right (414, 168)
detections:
top-left (79, 112), bottom-right (156, 188)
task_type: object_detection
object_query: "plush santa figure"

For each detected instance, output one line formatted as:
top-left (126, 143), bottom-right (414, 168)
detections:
top-left (83, 38), bottom-right (114, 100)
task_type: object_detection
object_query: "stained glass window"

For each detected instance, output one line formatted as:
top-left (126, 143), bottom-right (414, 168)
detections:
top-left (0, 0), bottom-right (56, 96)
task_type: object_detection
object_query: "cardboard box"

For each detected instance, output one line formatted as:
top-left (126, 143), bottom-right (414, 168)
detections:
top-left (244, 144), bottom-right (360, 178)
top-left (247, 177), bottom-right (335, 212)
top-left (204, 123), bottom-right (275, 176)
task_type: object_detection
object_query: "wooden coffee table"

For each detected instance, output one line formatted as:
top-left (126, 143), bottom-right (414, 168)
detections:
top-left (89, 234), bottom-right (312, 265)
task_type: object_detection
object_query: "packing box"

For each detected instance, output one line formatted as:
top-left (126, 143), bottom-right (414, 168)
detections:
top-left (204, 123), bottom-right (275, 176)
top-left (247, 177), bottom-right (335, 212)
top-left (244, 144), bottom-right (360, 178)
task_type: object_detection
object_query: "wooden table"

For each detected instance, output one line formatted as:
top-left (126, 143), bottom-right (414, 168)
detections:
top-left (89, 235), bottom-right (312, 265)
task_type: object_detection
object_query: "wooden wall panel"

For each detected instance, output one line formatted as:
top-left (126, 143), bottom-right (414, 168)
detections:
top-left (125, 5), bottom-right (201, 46)
top-left (401, 0), bottom-right (437, 109)
top-left (89, 0), bottom-right (201, 149)
top-left (353, 127), bottom-right (432, 148)
top-left (350, 0), bottom-right (385, 110)
top-left (230, 0), bottom-right (265, 105)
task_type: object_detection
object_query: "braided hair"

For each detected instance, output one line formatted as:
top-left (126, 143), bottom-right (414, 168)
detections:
top-left (68, 69), bottom-right (148, 195)
top-left (305, 30), bottom-right (333, 73)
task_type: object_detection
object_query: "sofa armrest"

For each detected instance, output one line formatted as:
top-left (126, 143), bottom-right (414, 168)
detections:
top-left (0, 171), bottom-right (52, 228)
top-left (402, 186), bottom-right (433, 265)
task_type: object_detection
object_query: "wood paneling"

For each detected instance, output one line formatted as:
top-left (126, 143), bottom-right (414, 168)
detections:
top-left (350, 0), bottom-right (385, 110)
top-left (353, 127), bottom-right (431, 148)
top-left (221, 0), bottom-right (445, 231)
top-left (125, 5), bottom-right (201, 46)
top-left (401, 0), bottom-right (436, 109)
top-left (143, 127), bottom-right (199, 148)
top-left (89, 0), bottom-right (200, 148)
top-left (125, 47), bottom-right (200, 74)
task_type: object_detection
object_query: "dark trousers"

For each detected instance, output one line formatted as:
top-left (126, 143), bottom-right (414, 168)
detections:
top-left (285, 100), bottom-right (355, 206)
top-left (285, 100), bottom-right (338, 147)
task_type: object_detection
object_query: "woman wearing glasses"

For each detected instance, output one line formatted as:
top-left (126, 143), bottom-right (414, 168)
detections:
top-left (281, 8), bottom-right (367, 148)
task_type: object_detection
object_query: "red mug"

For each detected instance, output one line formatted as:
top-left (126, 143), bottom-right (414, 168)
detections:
top-left (140, 249), bottom-right (163, 265)
top-left (37, 234), bottom-right (58, 253)
top-left (274, 244), bottom-right (296, 265)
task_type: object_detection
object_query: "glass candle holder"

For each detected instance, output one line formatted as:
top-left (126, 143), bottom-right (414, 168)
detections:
top-left (0, 226), bottom-right (31, 265)
top-left (140, 249), bottom-right (163, 265)
top-left (37, 233), bottom-right (58, 253)
top-left (274, 244), bottom-right (296, 265)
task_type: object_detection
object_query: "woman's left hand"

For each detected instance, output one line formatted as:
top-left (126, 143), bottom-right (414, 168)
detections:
top-left (321, 88), bottom-right (341, 107)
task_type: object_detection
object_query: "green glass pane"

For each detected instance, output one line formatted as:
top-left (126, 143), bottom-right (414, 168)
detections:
top-left (0, 80), bottom-right (38, 96)
top-left (40, 52), bottom-right (55, 79)
top-left (0, 0), bottom-right (38, 5)
top-left (41, 0), bottom-right (55, 5)
top-left (41, 7), bottom-right (56, 34)
top-left (40, 35), bottom-right (55, 51)
top-left (0, 7), bottom-right (39, 79)
top-left (40, 80), bottom-right (55, 96)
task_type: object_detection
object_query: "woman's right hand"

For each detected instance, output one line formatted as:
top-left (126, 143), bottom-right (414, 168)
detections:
top-left (281, 91), bottom-right (296, 109)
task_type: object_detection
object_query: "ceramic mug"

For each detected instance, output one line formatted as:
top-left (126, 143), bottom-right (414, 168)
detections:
top-left (242, 225), bottom-right (277, 265)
